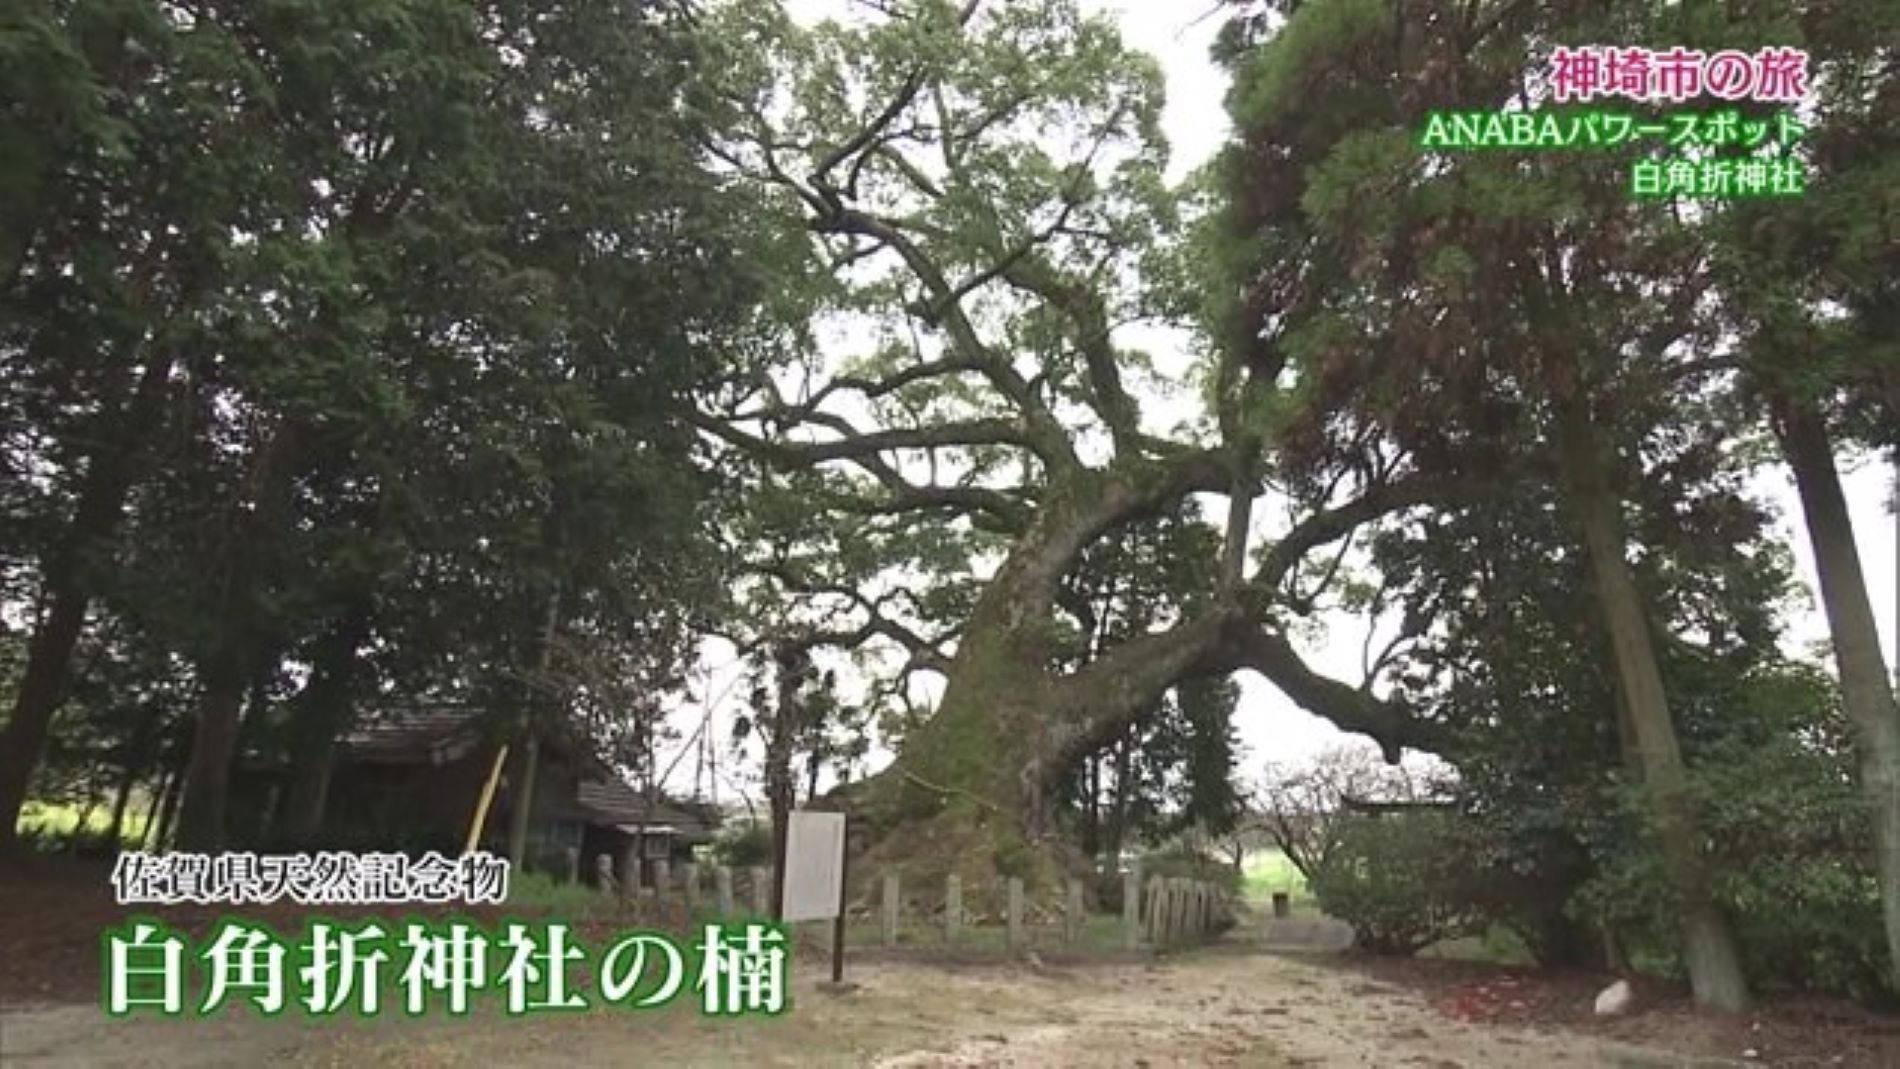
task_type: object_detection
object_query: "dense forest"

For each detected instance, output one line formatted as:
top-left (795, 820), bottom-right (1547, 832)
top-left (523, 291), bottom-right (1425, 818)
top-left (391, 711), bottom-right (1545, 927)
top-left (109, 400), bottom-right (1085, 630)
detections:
top-left (2, 0), bottom-right (1895, 1016)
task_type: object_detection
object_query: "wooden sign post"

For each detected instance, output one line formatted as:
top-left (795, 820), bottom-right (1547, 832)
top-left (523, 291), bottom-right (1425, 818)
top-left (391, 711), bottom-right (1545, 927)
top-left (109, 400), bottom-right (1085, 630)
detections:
top-left (781, 809), bottom-right (851, 987)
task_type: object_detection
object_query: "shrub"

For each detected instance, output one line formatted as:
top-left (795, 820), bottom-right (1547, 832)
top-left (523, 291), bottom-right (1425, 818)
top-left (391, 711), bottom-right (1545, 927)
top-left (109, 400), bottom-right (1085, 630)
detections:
top-left (712, 819), bottom-right (771, 869)
top-left (1308, 808), bottom-right (1480, 955)
top-left (1568, 680), bottom-right (1895, 1006)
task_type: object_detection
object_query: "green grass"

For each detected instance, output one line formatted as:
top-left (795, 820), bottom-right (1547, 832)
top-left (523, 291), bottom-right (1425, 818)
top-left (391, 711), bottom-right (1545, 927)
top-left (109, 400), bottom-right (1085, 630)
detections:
top-left (1240, 849), bottom-right (1310, 904)
top-left (15, 799), bottom-right (152, 846)
top-left (505, 870), bottom-right (621, 916)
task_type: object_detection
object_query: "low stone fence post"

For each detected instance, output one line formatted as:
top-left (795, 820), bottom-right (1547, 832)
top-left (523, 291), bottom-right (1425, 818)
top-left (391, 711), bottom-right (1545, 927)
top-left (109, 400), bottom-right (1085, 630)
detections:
top-left (1065, 878), bottom-right (1085, 945)
top-left (621, 847), bottom-right (640, 905)
top-left (750, 866), bottom-right (770, 915)
top-left (1005, 877), bottom-right (1024, 951)
top-left (1123, 869), bottom-right (1140, 950)
top-left (881, 874), bottom-right (900, 947)
top-left (945, 875), bottom-right (963, 944)
top-left (715, 865), bottom-right (734, 917)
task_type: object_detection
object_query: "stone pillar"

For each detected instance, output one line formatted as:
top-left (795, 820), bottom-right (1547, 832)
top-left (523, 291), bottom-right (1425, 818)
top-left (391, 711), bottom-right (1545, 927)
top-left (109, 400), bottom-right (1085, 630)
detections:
top-left (1005, 877), bottom-right (1024, 951)
top-left (620, 845), bottom-right (640, 904)
top-left (881, 874), bottom-right (900, 947)
top-left (715, 866), bottom-right (734, 917)
top-left (681, 861), bottom-right (699, 913)
top-left (1066, 878), bottom-right (1085, 945)
top-left (652, 858), bottom-right (671, 902)
top-left (750, 866), bottom-right (770, 915)
top-left (945, 875), bottom-right (962, 944)
top-left (563, 845), bottom-right (580, 884)
top-left (1122, 870), bottom-right (1140, 951)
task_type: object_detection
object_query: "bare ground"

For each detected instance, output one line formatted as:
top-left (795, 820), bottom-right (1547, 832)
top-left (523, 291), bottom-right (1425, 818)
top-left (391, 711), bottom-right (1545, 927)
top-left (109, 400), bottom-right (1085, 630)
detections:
top-left (5, 858), bottom-right (1896, 1067)
top-left (0, 943), bottom-right (1772, 1068)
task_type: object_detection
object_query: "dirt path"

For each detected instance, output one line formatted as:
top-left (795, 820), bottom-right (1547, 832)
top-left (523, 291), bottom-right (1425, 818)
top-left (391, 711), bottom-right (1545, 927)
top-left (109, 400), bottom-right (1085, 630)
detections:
top-left (0, 946), bottom-right (1724, 1068)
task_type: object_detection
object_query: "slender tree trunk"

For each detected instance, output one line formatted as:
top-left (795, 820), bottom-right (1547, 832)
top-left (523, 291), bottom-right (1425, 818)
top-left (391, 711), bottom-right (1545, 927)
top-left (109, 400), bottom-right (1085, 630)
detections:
top-left (1771, 391), bottom-right (1900, 993)
top-left (155, 764), bottom-right (183, 850)
top-left (141, 767), bottom-right (173, 851)
top-left (505, 737), bottom-right (541, 867)
top-left (174, 419), bottom-right (303, 851)
top-left (66, 790), bottom-right (100, 853)
top-left (1106, 733), bottom-right (1132, 866)
top-left (0, 355), bottom-right (175, 851)
top-left (105, 761), bottom-right (139, 850)
top-left (1081, 754), bottom-right (1100, 860)
top-left (1556, 395), bottom-right (1750, 1012)
top-left (279, 610), bottom-right (373, 843)
top-left (174, 658), bottom-right (249, 852)
top-left (505, 588), bottom-right (563, 867)
top-left (103, 711), bottom-right (163, 851)
top-left (765, 643), bottom-right (801, 919)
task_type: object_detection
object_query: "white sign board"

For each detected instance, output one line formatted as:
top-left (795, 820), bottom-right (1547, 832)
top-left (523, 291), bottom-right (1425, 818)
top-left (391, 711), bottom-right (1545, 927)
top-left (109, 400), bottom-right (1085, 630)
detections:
top-left (780, 810), bottom-right (846, 922)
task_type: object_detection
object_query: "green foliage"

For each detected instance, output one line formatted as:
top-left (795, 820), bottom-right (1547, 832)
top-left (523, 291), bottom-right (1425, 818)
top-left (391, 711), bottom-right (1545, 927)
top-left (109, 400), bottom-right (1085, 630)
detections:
top-left (713, 819), bottom-right (773, 870)
top-left (1309, 810), bottom-right (1479, 956)
top-left (1573, 665), bottom-right (1891, 1003)
top-left (1210, 0), bottom-right (1898, 1004)
top-left (2, 0), bottom-right (773, 846)
top-left (1054, 506), bottom-right (1243, 858)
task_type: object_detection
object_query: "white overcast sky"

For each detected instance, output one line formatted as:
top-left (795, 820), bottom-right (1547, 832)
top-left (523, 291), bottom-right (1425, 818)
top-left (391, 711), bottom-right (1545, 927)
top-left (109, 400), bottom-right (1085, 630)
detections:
top-left (656, 0), bottom-right (1899, 807)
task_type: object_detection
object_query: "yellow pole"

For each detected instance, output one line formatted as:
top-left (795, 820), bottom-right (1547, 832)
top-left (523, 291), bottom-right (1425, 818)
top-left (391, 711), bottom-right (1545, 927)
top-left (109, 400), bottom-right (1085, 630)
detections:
top-left (464, 744), bottom-right (509, 855)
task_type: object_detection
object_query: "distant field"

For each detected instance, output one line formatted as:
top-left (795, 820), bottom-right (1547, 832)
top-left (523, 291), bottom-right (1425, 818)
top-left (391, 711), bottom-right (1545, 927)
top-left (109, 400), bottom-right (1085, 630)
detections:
top-left (14, 799), bottom-right (151, 846)
top-left (1240, 848), bottom-right (1309, 903)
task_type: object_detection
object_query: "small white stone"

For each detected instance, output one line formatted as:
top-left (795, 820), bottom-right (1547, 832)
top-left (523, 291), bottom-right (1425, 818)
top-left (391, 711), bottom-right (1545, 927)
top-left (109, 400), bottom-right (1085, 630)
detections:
top-left (1593, 979), bottom-right (1633, 1016)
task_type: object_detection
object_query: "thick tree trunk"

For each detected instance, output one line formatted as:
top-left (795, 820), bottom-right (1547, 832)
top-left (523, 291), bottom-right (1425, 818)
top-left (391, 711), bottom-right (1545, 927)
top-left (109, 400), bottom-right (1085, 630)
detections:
top-left (847, 463), bottom-right (1420, 898)
top-left (1555, 395), bottom-right (1750, 1013)
top-left (1771, 391), bottom-right (1900, 994)
top-left (851, 586), bottom-right (1067, 896)
top-left (0, 355), bottom-right (175, 852)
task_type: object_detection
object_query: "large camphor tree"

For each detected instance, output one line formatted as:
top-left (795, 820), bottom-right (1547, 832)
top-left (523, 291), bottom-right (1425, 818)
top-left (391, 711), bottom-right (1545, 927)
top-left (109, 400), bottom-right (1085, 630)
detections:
top-left (693, 0), bottom-right (1457, 891)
